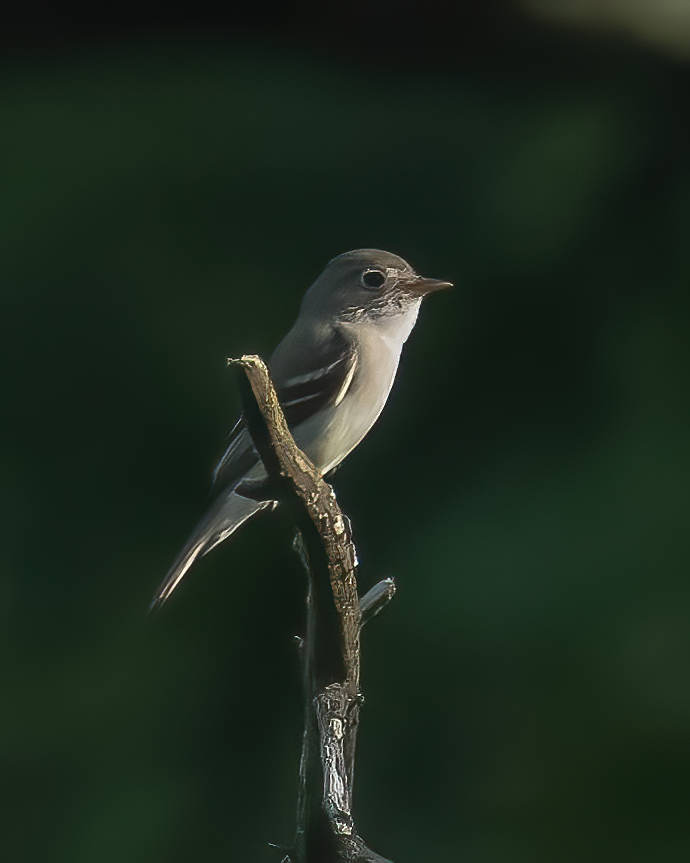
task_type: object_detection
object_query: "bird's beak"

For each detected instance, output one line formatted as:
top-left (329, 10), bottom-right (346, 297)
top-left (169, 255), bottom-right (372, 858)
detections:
top-left (400, 274), bottom-right (454, 296)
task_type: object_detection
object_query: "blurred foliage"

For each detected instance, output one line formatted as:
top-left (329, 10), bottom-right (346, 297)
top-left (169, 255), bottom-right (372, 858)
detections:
top-left (2, 25), bottom-right (689, 863)
top-left (524, 0), bottom-right (690, 60)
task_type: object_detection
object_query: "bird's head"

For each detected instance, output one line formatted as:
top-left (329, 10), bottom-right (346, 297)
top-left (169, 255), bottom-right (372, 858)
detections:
top-left (300, 249), bottom-right (452, 322)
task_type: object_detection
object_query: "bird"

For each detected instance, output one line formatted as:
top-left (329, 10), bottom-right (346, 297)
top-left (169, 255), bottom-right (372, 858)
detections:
top-left (151, 249), bottom-right (451, 608)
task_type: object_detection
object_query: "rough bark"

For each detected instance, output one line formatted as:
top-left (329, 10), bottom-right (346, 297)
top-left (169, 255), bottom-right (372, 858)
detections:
top-left (229, 354), bottom-right (395, 863)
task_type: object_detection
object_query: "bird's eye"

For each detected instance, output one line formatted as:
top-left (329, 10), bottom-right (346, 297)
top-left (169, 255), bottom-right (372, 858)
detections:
top-left (361, 269), bottom-right (386, 290)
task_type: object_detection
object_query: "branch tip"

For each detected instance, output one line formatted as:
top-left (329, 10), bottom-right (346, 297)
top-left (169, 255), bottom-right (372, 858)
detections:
top-left (359, 578), bottom-right (396, 627)
top-left (226, 353), bottom-right (264, 369)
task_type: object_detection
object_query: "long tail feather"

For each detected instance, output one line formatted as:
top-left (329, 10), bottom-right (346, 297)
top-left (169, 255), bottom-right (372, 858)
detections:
top-left (150, 491), bottom-right (273, 610)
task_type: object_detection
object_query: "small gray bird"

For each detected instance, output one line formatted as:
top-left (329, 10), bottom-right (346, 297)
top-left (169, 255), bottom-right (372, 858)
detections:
top-left (151, 249), bottom-right (451, 607)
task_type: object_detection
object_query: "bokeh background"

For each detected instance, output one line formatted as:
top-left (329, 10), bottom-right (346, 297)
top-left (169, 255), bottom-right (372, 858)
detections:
top-left (3, 4), bottom-right (689, 861)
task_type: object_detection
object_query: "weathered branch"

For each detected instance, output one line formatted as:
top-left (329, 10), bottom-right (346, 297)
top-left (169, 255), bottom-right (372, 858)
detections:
top-left (228, 354), bottom-right (394, 863)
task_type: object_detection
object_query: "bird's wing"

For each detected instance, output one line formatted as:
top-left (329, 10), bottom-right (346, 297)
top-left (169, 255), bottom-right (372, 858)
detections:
top-left (150, 488), bottom-right (272, 609)
top-left (212, 334), bottom-right (357, 489)
top-left (276, 343), bottom-right (358, 427)
top-left (211, 418), bottom-right (257, 489)
top-left (154, 331), bottom-right (358, 607)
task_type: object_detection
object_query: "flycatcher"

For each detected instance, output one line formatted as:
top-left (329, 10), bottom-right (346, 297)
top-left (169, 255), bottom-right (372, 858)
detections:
top-left (152, 249), bottom-right (451, 607)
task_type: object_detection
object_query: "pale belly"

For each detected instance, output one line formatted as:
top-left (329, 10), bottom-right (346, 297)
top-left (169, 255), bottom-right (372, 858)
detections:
top-left (244, 303), bottom-right (419, 483)
top-left (293, 318), bottom-right (411, 473)
top-left (295, 358), bottom-right (399, 473)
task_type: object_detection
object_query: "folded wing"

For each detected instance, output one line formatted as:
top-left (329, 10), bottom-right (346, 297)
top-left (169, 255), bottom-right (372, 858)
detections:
top-left (212, 339), bottom-right (357, 489)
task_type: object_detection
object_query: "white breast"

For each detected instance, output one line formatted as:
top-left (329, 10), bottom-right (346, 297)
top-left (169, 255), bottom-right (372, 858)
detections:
top-left (294, 301), bottom-right (421, 473)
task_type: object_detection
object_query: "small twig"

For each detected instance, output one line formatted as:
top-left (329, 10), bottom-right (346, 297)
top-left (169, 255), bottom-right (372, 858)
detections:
top-left (359, 579), bottom-right (397, 628)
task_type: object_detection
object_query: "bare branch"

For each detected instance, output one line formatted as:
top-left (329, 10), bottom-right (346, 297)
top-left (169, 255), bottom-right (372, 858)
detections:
top-left (228, 354), bottom-right (394, 863)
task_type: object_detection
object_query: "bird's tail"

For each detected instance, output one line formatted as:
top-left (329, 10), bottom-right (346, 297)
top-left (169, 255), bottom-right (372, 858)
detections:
top-left (150, 490), bottom-right (274, 610)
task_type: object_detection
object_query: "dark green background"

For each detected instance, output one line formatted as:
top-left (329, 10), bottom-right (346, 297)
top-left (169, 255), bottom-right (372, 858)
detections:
top-left (3, 19), bottom-right (689, 863)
